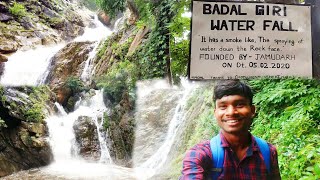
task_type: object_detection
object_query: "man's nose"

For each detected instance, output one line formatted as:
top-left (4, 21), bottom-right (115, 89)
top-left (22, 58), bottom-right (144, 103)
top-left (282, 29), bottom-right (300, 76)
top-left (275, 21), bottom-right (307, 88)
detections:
top-left (226, 105), bottom-right (238, 115)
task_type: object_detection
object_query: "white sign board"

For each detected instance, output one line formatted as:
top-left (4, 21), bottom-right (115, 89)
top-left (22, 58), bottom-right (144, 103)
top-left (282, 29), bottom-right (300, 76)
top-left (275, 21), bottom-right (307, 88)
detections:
top-left (189, 1), bottom-right (312, 79)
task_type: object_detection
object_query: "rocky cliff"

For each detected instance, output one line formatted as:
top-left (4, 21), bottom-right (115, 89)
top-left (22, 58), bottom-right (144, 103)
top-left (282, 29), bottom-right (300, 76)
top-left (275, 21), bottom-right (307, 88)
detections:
top-left (0, 86), bottom-right (54, 177)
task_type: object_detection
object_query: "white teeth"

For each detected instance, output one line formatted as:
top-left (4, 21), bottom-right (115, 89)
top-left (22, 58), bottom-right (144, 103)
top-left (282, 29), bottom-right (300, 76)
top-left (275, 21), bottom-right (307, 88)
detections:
top-left (224, 120), bottom-right (239, 124)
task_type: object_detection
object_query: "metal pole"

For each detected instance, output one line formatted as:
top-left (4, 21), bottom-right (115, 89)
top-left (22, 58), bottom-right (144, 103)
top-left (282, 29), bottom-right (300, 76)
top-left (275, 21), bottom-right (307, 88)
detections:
top-left (305, 0), bottom-right (320, 78)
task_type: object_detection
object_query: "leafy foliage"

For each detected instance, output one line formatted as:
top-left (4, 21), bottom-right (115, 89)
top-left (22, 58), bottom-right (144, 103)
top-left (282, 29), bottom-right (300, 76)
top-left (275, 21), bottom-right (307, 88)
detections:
top-left (131, 0), bottom-right (176, 80)
top-left (25, 86), bottom-right (50, 123)
top-left (96, 60), bottom-right (136, 105)
top-left (249, 78), bottom-right (320, 179)
top-left (96, 0), bottom-right (126, 18)
top-left (9, 2), bottom-right (27, 17)
top-left (65, 76), bottom-right (84, 94)
top-left (0, 117), bottom-right (7, 128)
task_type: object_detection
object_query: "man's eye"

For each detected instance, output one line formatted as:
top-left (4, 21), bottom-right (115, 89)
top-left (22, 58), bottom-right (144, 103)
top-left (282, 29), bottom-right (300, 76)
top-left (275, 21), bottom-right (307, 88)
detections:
top-left (219, 106), bottom-right (227, 110)
top-left (236, 103), bottom-right (245, 107)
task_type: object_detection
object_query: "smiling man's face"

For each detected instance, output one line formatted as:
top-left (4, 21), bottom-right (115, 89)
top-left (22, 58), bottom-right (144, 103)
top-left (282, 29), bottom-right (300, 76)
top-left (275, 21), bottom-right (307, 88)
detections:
top-left (214, 95), bottom-right (256, 136)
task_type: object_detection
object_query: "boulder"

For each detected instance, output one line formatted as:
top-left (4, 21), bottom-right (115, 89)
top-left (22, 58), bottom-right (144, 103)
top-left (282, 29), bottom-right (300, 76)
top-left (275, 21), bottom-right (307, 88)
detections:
top-left (0, 37), bottom-right (18, 54)
top-left (45, 41), bottom-right (94, 105)
top-left (98, 11), bottom-right (111, 27)
top-left (0, 13), bottom-right (13, 22)
top-left (0, 62), bottom-right (4, 77)
top-left (0, 126), bottom-right (52, 177)
top-left (73, 116), bottom-right (100, 161)
top-left (0, 54), bottom-right (8, 62)
top-left (0, 87), bottom-right (53, 177)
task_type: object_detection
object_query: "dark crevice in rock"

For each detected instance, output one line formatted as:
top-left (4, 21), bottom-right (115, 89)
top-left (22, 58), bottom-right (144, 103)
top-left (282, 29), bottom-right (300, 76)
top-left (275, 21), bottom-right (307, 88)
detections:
top-left (0, 102), bottom-right (20, 129)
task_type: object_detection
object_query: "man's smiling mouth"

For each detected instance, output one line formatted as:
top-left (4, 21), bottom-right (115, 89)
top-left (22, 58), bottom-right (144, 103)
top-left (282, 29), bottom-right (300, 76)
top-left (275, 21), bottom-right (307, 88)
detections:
top-left (222, 119), bottom-right (241, 125)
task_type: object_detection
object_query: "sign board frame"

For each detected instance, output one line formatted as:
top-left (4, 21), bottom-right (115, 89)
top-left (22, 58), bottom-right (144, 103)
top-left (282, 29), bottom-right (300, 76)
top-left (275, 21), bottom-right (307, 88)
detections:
top-left (188, 0), bottom-right (312, 80)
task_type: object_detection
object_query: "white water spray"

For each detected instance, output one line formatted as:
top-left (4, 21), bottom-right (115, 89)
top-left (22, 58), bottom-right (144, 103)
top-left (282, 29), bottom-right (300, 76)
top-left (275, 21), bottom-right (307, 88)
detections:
top-left (133, 78), bottom-right (197, 179)
top-left (76, 15), bottom-right (112, 83)
top-left (46, 90), bottom-right (112, 163)
top-left (0, 44), bottom-right (64, 86)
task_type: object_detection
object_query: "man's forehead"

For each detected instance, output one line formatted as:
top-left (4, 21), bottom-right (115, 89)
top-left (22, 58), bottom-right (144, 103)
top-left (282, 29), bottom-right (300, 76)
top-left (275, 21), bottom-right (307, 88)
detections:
top-left (215, 95), bottom-right (250, 103)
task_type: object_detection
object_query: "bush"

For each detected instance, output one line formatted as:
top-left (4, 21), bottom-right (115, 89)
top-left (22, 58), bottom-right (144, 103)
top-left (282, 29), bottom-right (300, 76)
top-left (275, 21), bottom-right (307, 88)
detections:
top-left (24, 86), bottom-right (50, 123)
top-left (96, 60), bottom-right (136, 105)
top-left (0, 117), bottom-right (7, 128)
top-left (249, 78), bottom-right (320, 179)
top-left (9, 2), bottom-right (27, 17)
top-left (65, 76), bottom-right (84, 94)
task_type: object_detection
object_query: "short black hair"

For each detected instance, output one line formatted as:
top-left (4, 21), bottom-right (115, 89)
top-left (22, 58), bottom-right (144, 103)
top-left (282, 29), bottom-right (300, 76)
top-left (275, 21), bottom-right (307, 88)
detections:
top-left (213, 80), bottom-right (253, 105)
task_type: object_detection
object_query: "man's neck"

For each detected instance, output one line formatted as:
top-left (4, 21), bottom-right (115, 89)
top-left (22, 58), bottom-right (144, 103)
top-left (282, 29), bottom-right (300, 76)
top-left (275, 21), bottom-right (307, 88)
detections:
top-left (221, 131), bottom-right (251, 150)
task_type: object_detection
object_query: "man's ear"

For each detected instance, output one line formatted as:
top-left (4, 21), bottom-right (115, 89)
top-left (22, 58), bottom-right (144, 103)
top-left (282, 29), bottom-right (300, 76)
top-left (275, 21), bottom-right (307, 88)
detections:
top-left (251, 105), bottom-right (256, 118)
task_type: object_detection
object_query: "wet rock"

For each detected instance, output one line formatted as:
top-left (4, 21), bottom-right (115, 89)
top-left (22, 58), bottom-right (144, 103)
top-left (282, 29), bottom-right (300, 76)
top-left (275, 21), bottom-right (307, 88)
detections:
top-left (98, 11), bottom-right (111, 27)
top-left (42, 6), bottom-right (59, 19)
top-left (0, 87), bottom-right (53, 177)
top-left (45, 41), bottom-right (94, 105)
top-left (0, 126), bottom-right (52, 177)
top-left (2, 88), bottom-right (32, 120)
top-left (60, 21), bottom-right (84, 40)
top-left (0, 54), bottom-right (8, 62)
top-left (0, 13), bottom-right (13, 22)
top-left (0, 37), bottom-right (18, 54)
top-left (19, 16), bottom-right (35, 30)
top-left (73, 116), bottom-right (100, 161)
top-left (0, 62), bottom-right (4, 77)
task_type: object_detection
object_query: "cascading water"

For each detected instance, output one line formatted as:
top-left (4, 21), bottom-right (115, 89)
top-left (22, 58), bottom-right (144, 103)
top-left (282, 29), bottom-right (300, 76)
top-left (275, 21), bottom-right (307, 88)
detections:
top-left (0, 44), bottom-right (64, 86)
top-left (42, 90), bottom-right (130, 179)
top-left (47, 91), bottom-right (112, 163)
top-left (133, 78), bottom-right (197, 179)
top-left (76, 15), bottom-right (112, 84)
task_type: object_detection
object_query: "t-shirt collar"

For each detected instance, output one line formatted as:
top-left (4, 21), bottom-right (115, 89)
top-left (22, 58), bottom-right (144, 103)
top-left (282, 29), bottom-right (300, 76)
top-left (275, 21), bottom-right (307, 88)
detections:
top-left (219, 131), bottom-right (260, 152)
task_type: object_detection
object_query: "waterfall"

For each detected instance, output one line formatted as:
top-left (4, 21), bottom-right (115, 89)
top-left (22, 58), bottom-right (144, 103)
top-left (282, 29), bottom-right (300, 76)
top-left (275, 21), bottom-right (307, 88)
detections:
top-left (76, 15), bottom-right (112, 84)
top-left (0, 15), bottom-right (111, 87)
top-left (46, 90), bottom-right (112, 163)
top-left (133, 78), bottom-right (197, 179)
top-left (0, 44), bottom-right (64, 86)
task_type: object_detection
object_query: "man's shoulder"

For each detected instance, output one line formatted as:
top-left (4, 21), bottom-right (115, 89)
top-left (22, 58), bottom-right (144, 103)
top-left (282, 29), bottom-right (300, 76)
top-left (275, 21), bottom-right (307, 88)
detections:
top-left (185, 140), bottom-right (212, 159)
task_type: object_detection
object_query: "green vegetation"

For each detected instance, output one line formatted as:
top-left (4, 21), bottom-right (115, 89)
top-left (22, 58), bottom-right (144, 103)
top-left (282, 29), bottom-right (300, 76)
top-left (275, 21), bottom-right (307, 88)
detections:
top-left (94, 1), bottom-right (318, 179)
top-left (9, 2), bottom-right (27, 17)
top-left (96, 60), bottom-right (136, 105)
top-left (25, 86), bottom-right (50, 123)
top-left (0, 117), bottom-right (7, 128)
top-left (96, 0), bottom-right (190, 83)
top-left (249, 78), bottom-right (320, 180)
top-left (65, 76), bottom-right (84, 94)
top-left (96, 0), bottom-right (126, 18)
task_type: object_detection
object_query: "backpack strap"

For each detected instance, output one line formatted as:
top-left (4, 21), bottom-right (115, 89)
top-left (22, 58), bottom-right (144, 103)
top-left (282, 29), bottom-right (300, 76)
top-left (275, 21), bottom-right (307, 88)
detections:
top-left (210, 134), bottom-right (224, 180)
top-left (254, 136), bottom-right (271, 173)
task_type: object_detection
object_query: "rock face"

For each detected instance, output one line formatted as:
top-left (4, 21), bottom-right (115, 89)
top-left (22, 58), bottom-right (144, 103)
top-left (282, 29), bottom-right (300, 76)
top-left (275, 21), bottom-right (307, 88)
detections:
top-left (0, 0), bottom-right (92, 55)
top-left (0, 86), bottom-right (53, 177)
top-left (73, 116), bottom-right (100, 161)
top-left (105, 91), bottom-right (135, 167)
top-left (44, 41), bottom-right (94, 105)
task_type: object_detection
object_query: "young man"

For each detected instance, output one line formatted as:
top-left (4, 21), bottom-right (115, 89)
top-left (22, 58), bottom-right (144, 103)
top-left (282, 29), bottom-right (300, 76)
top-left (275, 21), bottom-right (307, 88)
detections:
top-left (180, 80), bottom-right (281, 180)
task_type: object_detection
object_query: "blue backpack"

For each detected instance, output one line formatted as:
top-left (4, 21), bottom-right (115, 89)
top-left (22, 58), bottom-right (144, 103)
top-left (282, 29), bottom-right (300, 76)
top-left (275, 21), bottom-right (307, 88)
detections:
top-left (209, 134), bottom-right (271, 179)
